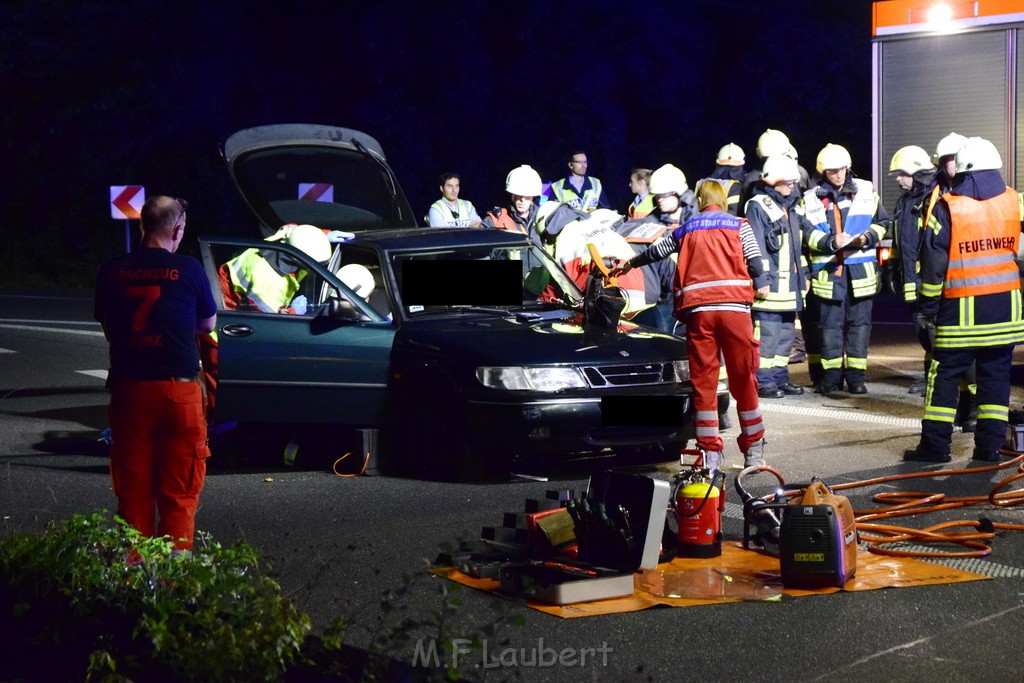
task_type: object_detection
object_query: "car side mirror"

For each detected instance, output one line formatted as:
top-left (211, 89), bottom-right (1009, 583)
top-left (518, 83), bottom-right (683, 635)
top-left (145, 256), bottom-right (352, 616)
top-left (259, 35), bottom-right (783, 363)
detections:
top-left (328, 298), bottom-right (372, 322)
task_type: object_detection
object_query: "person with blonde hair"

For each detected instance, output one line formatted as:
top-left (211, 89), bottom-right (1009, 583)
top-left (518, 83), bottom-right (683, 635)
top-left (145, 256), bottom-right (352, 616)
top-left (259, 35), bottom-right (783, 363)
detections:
top-left (612, 180), bottom-right (770, 470)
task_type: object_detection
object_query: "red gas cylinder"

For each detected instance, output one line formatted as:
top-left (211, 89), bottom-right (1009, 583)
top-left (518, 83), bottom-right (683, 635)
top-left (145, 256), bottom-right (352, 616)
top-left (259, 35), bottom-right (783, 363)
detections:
top-left (675, 479), bottom-right (723, 558)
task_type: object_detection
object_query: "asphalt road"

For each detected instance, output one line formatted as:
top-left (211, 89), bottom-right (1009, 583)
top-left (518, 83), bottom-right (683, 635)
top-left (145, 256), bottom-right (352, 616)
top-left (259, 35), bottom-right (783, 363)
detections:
top-left (2, 289), bottom-right (1024, 682)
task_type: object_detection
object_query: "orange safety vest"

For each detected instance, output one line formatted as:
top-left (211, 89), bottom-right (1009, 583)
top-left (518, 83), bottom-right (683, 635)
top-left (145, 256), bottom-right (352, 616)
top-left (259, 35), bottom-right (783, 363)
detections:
top-left (486, 208), bottom-right (526, 234)
top-left (943, 188), bottom-right (1020, 298)
top-left (673, 209), bottom-right (753, 312)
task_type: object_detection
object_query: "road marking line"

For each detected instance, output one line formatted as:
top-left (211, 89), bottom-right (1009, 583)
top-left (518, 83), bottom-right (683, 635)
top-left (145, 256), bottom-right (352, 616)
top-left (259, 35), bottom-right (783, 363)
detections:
top-left (0, 323), bottom-right (105, 337)
top-left (760, 402), bottom-right (921, 429)
top-left (77, 370), bottom-right (108, 380)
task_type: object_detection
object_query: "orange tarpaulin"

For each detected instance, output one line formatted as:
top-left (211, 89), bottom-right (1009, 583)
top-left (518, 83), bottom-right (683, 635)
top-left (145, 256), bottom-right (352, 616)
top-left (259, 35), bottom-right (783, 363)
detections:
top-left (440, 541), bottom-right (988, 618)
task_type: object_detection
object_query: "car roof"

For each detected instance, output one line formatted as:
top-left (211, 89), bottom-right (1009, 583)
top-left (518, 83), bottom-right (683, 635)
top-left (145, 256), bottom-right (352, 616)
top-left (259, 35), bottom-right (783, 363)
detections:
top-left (345, 227), bottom-right (532, 251)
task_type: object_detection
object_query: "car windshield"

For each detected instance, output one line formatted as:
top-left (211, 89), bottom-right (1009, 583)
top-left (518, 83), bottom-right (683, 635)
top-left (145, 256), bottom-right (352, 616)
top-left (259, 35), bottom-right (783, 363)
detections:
top-left (391, 243), bottom-right (582, 316)
top-left (232, 146), bottom-right (416, 231)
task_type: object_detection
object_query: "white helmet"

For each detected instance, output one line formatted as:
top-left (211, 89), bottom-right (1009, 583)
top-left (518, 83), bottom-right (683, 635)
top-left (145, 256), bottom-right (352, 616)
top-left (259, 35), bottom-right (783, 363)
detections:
top-left (756, 129), bottom-right (791, 158)
top-left (933, 132), bottom-right (969, 163)
top-left (505, 165), bottom-right (542, 196)
top-left (784, 143), bottom-right (799, 161)
top-left (955, 136), bottom-right (1002, 173)
top-left (889, 145), bottom-right (935, 175)
top-left (531, 199), bottom-right (562, 234)
top-left (648, 164), bottom-right (688, 195)
top-left (337, 263), bottom-right (375, 299)
top-left (716, 143), bottom-right (745, 166)
top-left (269, 223), bottom-right (332, 263)
top-left (761, 155), bottom-right (800, 185)
top-left (816, 143), bottom-right (852, 174)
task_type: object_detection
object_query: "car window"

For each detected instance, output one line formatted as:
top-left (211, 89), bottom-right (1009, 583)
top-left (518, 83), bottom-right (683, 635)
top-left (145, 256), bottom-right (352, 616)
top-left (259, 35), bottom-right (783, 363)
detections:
top-left (390, 243), bottom-right (581, 316)
top-left (208, 241), bottom-right (350, 317)
top-left (232, 147), bottom-right (416, 231)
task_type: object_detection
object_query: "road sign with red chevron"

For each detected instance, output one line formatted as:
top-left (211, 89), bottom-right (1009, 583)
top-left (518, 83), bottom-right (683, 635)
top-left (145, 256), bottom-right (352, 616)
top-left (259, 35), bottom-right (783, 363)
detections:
top-left (110, 185), bottom-right (145, 219)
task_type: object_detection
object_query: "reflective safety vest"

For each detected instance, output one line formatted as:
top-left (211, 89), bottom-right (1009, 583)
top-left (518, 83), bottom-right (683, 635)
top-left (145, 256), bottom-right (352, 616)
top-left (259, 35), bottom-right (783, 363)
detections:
top-left (545, 212), bottom-right (648, 317)
top-left (804, 179), bottom-right (886, 300)
top-left (549, 176), bottom-right (604, 212)
top-left (942, 189), bottom-right (1021, 298)
top-left (673, 209), bottom-right (753, 312)
top-left (628, 192), bottom-right (654, 219)
top-left (746, 194), bottom-right (807, 312)
top-left (486, 207), bottom-right (525, 233)
top-left (224, 249), bottom-right (302, 313)
top-left (427, 198), bottom-right (476, 227)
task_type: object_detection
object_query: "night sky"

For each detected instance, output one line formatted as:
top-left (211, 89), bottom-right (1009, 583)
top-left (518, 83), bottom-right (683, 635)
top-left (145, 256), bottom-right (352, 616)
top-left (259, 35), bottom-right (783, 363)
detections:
top-left (2, 0), bottom-right (873, 286)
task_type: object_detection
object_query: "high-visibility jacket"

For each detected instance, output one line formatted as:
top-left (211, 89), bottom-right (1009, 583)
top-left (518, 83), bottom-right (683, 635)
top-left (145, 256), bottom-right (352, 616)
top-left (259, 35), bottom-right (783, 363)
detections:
top-left (628, 192), bottom-right (654, 219)
top-left (888, 179), bottom-right (935, 303)
top-left (548, 176), bottom-right (605, 212)
top-left (673, 209), bottom-right (755, 313)
top-left (942, 189), bottom-right (1020, 298)
top-left (918, 173), bottom-right (1024, 349)
top-left (746, 190), bottom-right (809, 312)
top-left (426, 198), bottom-right (479, 227)
top-left (803, 178), bottom-right (887, 301)
top-left (223, 249), bottom-right (302, 313)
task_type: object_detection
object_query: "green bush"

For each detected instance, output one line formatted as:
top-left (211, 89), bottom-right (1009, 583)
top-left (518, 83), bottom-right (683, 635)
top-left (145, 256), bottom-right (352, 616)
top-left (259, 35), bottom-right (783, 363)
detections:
top-left (0, 511), bottom-right (311, 681)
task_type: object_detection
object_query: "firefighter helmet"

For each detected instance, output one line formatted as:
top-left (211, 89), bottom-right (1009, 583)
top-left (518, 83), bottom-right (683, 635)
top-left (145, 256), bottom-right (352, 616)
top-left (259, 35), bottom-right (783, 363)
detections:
top-left (531, 200), bottom-right (562, 234)
top-left (716, 143), bottom-right (745, 166)
top-left (762, 155), bottom-right (800, 185)
top-left (933, 132), bottom-right (968, 163)
top-left (955, 136), bottom-right (1002, 173)
top-left (337, 263), bottom-right (375, 299)
top-left (756, 129), bottom-right (790, 158)
top-left (784, 143), bottom-right (799, 161)
top-left (649, 164), bottom-right (688, 195)
top-left (505, 165), bottom-right (542, 197)
top-left (267, 224), bottom-right (332, 263)
top-left (889, 145), bottom-right (935, 175)
top-left (816, 143), bottom-right (852, 174)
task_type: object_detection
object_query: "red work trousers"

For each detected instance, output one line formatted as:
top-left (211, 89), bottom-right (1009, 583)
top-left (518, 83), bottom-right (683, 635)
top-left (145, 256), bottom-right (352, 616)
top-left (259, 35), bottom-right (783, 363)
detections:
top-left (685, 309), bottom-right (765, 454)
top-left (108, 379), bottom-right (210, 550)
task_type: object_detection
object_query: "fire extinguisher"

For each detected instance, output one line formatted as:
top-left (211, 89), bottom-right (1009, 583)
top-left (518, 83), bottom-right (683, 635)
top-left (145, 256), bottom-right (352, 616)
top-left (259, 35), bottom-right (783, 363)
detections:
top-left (673, 450), bottom-right (725, 558)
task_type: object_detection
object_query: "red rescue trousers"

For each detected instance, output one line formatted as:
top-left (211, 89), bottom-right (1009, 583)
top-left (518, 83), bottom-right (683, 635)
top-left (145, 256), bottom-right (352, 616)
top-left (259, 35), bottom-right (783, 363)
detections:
top-left (685, 309), bottom-right (765, 454)
top-left (108, 378), bottom-right (210, 550)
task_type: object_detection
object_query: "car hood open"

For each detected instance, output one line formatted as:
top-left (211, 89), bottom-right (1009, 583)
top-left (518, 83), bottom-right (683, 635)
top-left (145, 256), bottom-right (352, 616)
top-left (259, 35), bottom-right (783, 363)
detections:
top-left (223, 124), bottom-right (418, 235)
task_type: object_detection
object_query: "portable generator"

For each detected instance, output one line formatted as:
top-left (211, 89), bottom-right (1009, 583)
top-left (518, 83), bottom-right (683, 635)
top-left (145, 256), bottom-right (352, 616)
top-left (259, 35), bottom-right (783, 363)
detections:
top-left (738, 475), bottom-right (857, 588)
top-left (778, 481), bottom-right (857, 588)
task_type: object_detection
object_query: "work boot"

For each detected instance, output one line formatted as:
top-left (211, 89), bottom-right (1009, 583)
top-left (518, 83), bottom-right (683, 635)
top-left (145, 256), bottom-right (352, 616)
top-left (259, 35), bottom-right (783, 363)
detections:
top-left (744, 439), bottom-right (766, 468)
top-left (814, 382), bottom-right (841, 397)
top-left (907, 381), bottom-right (925, 396)
top-left (779, 383), bottom-right (804, 395)
top-left (758, 384), bottom-right (784, 399)
top-left (971, 447), bottom-right (999, 462)
top-left (702, 450), bottom-right (724, 472)
top-left (902, 447), bottom-right (951, 463)
top-left (954, 392), bottom-right (978, 433)
top-left (847, 382), bottom-right (868, 395)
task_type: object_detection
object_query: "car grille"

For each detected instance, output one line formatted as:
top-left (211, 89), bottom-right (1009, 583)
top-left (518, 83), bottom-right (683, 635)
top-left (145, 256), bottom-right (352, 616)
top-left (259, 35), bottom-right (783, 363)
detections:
top-left (582, 362), bottom-right (676, 387)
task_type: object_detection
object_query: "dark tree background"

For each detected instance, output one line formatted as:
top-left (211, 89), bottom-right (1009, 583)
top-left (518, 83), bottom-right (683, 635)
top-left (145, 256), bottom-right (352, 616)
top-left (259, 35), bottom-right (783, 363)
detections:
top-left (0, 0), bottom-right (872, 287)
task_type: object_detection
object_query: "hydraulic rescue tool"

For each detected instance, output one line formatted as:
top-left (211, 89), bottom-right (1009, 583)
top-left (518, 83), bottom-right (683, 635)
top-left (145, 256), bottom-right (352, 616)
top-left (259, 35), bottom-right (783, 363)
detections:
top-left (737, 471), bottom-right (857, 588)
top-left (673, 449), bottom-right (726, 558)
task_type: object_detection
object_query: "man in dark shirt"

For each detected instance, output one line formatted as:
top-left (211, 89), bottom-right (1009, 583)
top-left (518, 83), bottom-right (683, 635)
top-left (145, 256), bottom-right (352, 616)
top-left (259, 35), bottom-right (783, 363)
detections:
top-left (94, 196), bottom-right (217, 550)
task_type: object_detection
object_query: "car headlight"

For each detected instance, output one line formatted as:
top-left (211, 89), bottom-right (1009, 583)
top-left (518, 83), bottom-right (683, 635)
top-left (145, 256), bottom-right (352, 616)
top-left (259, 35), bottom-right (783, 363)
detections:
top-left (671, 360), bottom-right (690, 382)
top-left (476, 366), bottom-right (588, 391)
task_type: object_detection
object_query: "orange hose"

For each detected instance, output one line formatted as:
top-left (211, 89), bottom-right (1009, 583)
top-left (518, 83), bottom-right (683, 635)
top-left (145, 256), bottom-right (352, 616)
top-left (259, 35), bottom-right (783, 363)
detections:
top-left (743, 451), bottom-right (1024, 559)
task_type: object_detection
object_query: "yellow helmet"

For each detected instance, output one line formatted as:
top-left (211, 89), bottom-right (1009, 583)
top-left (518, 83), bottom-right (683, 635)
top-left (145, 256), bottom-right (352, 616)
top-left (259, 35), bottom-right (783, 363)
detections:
top-left (716, 143), bottom-right (745, 166)
top-left (337, 263), bottom-right (375, 299)
top-left (889, 145), bottom-right (935, 175)
top-left (756, 129), bottom-right (790, 158)
top-left (268, 224), bottom-right (332, 263)
top-left (815, 143), bottom-right (852, 174)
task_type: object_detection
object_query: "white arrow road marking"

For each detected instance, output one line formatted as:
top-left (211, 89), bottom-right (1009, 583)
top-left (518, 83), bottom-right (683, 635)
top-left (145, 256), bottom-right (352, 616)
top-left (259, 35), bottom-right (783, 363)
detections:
top-left (77, 370), bottom-right (108, 380)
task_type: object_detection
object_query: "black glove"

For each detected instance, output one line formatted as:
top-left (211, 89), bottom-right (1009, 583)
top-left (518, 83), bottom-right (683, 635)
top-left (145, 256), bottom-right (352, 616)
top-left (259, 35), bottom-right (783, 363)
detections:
top-left (914, 313), bottom-right (936, 334)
